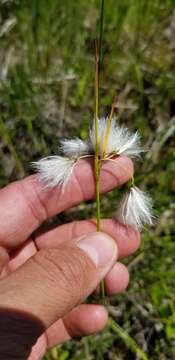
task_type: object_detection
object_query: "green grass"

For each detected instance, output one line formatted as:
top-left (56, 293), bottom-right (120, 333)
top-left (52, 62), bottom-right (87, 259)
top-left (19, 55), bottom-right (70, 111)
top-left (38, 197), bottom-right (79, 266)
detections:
top-left (0, 0), bottom-right (175, 359)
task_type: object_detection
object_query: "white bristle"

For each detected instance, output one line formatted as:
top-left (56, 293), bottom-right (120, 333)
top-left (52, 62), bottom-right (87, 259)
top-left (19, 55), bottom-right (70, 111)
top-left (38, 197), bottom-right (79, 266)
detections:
top-left (116, 186), bottom-right (154, 230)
top-left (89, 117), bottom-right (143, 158)
top-left (32, 156), bottom-right (75, 189)
top-left (60, 138), bottom-right (90, 158)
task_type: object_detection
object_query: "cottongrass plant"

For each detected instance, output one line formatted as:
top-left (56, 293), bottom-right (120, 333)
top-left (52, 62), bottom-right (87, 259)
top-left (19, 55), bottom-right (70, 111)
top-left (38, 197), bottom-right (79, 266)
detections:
top-left (32, 116), bottom-right (153, 230)
top-left (32, 0), bottom-right (153, 233)
top-left (32, 1), bottom-right (153, 359)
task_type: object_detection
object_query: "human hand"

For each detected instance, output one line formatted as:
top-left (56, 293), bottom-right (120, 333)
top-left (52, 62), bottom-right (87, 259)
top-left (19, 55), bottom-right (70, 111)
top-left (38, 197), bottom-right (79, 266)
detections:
top-left (0, 156), bottom-right (140, 360)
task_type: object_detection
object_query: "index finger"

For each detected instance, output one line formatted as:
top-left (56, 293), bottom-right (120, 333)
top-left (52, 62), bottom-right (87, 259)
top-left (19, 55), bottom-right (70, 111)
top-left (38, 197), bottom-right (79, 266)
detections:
top-left (0, 156), bottom-right (133, 250)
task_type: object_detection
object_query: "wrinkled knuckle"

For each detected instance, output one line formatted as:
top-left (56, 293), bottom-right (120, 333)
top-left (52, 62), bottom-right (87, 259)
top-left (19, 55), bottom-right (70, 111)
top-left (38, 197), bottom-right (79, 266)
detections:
top-left (34, 247), bottom-right (95, 302)
top-left (57, 248), bottom-right (93, 299)
top-left (33, 249), bottom-right (64, 281)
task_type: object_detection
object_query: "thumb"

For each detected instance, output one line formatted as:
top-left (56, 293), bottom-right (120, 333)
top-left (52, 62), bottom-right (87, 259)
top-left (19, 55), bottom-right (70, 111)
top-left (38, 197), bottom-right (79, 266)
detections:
top-left (0, 232), bottom-right (117, 337)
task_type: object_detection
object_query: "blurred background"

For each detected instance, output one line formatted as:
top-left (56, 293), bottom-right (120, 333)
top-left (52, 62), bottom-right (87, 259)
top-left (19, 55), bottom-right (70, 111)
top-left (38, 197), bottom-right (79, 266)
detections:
top-left (0, 0), bottom-right (175, 359)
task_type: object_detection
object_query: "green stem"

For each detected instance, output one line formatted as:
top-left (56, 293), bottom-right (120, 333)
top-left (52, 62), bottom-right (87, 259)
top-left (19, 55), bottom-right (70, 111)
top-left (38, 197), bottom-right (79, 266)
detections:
top-left (94, 0), bottom-right (106, 301)
top-left (99, 0), bottom-right (105, 73)
top-left (94, 38), bottom-right (106, 300)
top-left (94, 42), bottom-right (101, 232)
top-left (95, 162), bottom-right (101, 231)
top-left (108, 317), bottom-right (149, 360)
top-left (95, 148), bottom-right (106, 301)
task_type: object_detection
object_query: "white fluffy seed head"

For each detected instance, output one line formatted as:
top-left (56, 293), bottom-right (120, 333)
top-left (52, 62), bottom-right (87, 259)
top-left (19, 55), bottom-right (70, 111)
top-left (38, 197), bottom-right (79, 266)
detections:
top-left (89, 117), bottom-right (143, 158)
top-left (60, 138), bottom-right (90, 158)
top-left (32, 156), bottom-right (75, 189)
top-left (116, 186), bottom-right (154, 230)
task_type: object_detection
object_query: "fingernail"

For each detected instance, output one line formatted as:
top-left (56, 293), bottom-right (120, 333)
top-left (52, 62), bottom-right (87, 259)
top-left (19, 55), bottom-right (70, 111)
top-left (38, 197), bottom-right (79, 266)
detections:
top-left (77, 232), bottom-right (118, 268)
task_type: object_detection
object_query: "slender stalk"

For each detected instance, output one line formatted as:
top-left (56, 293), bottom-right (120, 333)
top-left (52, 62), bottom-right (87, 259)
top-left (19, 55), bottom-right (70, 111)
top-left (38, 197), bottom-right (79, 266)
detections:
top-left (99, 0), bottom-right (105, 74)
top-left (96, 0), bottom-right (107, 300)
top-left (94, 40), bottom-right (106, 299)
top-left (94, 41), bottom-right (101, 232)
top-left (50, 347), bottom-right (58, 360)
top-left (108, 318), bottom-right (149, 360)
top-left (94, 0), bottom-right (106, 301)
top-left (94, 0), bottom-right (105, 231)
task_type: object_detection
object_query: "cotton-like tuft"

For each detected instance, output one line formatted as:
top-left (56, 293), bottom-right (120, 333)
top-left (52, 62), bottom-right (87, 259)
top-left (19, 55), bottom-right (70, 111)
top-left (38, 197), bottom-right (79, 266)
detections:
top-left (60, 138), bottom-right (90, 158)
top-left (32, 156), bottom-right (75, 189)
top-left (89, 117), bottom-right (143, 158)
top-left (116, 186), bottom-right (154, 230)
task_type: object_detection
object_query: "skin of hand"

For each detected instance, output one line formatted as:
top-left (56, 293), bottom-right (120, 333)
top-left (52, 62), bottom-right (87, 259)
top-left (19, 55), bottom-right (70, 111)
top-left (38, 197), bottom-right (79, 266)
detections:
top-left (0, 156), bottom-right (140, 360)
